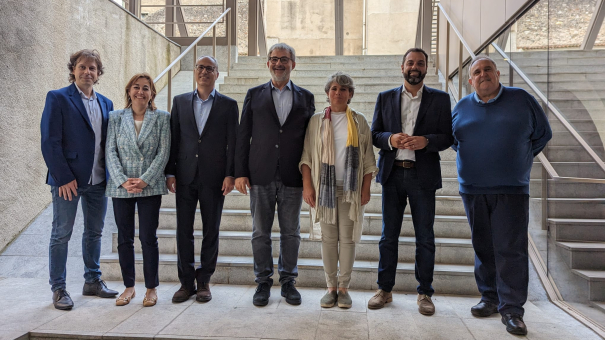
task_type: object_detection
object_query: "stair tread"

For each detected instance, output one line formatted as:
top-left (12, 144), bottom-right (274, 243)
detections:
top-left (549, 218), bottom-right (605, 224)
top-left (572, 269), bottom-right (605, 281)
top-left (100, 253), bottom-right (475, 274)
top-left (133, 229), bottom-right (473, 246)
top-left (557, 241), bottom-right (605, 250)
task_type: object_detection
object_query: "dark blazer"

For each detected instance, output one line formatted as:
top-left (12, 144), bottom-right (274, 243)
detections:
top-left (165, 90), bottom-right (239, 188)
top-left (235, 81), bottom-right (315, 187)
top-left (41, 83), bottom-right (113, 187)
top-left (371, 85), bottom-right (453, 190)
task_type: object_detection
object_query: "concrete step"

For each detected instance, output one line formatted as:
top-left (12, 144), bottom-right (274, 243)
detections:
top-left (556, 241), bottom-right (605, 270)
top-left (170, 192), bottom-right (468, 216)
top-left (544, 146), bottom-right (605, 162)
top-left (550, 218), bottom-right (605, 242)
top-left (541, 198), bottom-right (605, 219)
top-left (115, 230), bottom-right (475, 265)
top-left (221, 75), bottom-right (411, 86)
top-left (225, 69), bottom-right (407, 78)
top-left (549, 119), bottom-right (605, 132)
top-left (507, 50), bottom-right (605, 60)
top-left (99, 253), bottom-right (478, 293)
top-left (219, 82), bottom-right (442, 94)
top-left (590, 301), bottom-right (605, 313)
top-left (571, 269), bottom-right (605, 301)
top-left (547, 182), bottom-right (605, 198)
top-left (550, 131), bottom-right (604, 146)
top-left (232, 62), bottom-right (406, 71)
top-left (234, 55), bottom-right (406, 64)
top-left (495, 55), bottom-right (605, 66)
top-left (226, 91), bottom-right (398, 103)
top-left (149, 208), bottom-right (473, 238)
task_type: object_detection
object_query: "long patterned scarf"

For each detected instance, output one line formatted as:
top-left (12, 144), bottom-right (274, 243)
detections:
top-left (318, 106), bottom-right (359, 224)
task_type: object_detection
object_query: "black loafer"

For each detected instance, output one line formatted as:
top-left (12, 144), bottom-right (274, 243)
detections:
top-left (253, 282), bottom-right (272, 306)
top-left (83, 280), bottom-right (118, 298)
top-left (502, 313), bottom-right (528, 335)
top-left (471, 300), bottom-right (499, 317)
top-left (281, 281), bottom-right (301, 305)
top-left (53, 289), bottom-right (74, 310)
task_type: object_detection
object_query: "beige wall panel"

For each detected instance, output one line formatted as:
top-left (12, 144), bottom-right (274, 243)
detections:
top-left (264, 0), bottom-right (336, 56)
top-left (481, 0), bottom-right (506, 45)
top-left (344, 0), bottom-right (364, 55)
top-left (0, 0), bottom-right (181, 252)
top-left (462, 0), bottom-right (482, 50)
top-left (367, 12), bottom-right (419, 54)
top-left (506, 0), bottom-right (529, 19)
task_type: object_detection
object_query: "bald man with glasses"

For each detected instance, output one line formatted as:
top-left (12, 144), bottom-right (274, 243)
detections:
top-left (166, 56), bottom-right (239, 303)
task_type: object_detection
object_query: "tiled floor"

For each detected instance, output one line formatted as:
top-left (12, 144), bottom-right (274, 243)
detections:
top-left (0, 206), bottom-right (603, 339)
top-left (0, 278), bottom-right (601, 340)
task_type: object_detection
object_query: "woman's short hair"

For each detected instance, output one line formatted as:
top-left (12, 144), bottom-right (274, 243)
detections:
top-left (324, 72), bottom-right (355, 104)
top-left (67, 49), bottom-right (104, 84)
top-left (124, 73), bottom-right (157, 110)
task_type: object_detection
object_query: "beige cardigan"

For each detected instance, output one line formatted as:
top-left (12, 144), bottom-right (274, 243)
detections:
top-left (299, 108), bottom-right (378, 243)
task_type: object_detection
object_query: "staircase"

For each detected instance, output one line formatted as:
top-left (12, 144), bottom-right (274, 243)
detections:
top-left (100, 55), bottom-right (512, 295)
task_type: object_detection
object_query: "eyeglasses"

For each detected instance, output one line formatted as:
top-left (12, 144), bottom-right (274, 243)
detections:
top-left (268, 56), bottom-right (292, 64)
top-left (195, 65), bottom-right (216, 72)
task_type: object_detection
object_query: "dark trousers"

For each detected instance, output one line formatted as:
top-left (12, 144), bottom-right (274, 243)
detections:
top-left (112, 195), bottom-right (162, 289)
top-left (460, 193), bottom-right (529, 316)
top-left (378, 167), bottom-right (436, 295)
top-left (175, 178), bottom-right (225, 289)
top-left (250, 171), bottom-right (302, 285)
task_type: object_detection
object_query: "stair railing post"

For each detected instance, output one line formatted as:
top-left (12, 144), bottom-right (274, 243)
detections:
top-left (213, 26), bottom-right (217, 58)
top-left (193, 42), bottom-right (197, 91)
top-left (228, 10), bottom-right (232, 75)
top-left (445, 22), bottom-right (450, 89)
top-left (435, 6), bottom-right (439, 76)
top-left (458, 40), bottom-right (463, 100)
top-left (541, 100), bottom-right (549, 231)
top-left (168, 69), bottom-right (172, 112)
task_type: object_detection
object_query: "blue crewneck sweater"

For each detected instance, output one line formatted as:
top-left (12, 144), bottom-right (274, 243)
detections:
top-left (452, 86), bottom-right (552, 194)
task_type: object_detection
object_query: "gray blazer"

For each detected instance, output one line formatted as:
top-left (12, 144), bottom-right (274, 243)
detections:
top-left (105, 108), bottom-right (171, 198)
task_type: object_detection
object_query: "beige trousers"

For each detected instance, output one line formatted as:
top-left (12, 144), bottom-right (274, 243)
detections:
top-left (319, 187), bottom-right (356, 288)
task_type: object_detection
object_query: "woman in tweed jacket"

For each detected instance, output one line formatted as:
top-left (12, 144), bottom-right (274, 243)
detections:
top-left (105, 73), bottom-right (170, 307)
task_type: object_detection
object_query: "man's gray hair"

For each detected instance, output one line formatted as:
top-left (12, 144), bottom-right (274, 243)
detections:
top-left (268, 43), bottom-right (296, 62)
top-left (196, 55), bottom-right (218, 68)
top-left (324, 71), bottom-right (355, 104)
top-left (468, 55), bottom-right (498, 78)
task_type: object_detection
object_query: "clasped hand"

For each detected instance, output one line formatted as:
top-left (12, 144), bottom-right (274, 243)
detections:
top-left (390, 133), bottom-right (427, 151)
top-left (122, 178), bottom-right (148, 194)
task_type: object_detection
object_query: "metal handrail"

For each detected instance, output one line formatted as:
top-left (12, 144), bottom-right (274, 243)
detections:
top-left (436, 4), bottom-right (605, 183)
top-left (153, 8), bottom-right (231, 112)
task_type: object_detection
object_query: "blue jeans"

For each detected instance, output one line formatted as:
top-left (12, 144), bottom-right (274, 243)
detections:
top-left (378, 167), bottom-right (436, 295)
top-left (49, 182), bottom-right (107, 292)
top-left (460, 193), bottom-right (529, 316)
top-left (250, 172), bottom-right (302, 284)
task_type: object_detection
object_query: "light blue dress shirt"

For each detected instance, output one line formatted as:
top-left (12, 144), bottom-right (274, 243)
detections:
top-left (270, 80), bottom-right (293, 126)
top-left (74, 83), bottom-right (104, 185)
top-left (194, 88), bottom-right (216, 135)
top-left (473, 83), bottom-right (504, 104)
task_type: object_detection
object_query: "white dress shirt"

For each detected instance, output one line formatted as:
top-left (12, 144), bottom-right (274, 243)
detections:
top-left (395, 86), bottom-right (423, 161)
top-left (271, 80), bottom-right (293, 126)
top-left (75, 83), bottom-right (104, 185)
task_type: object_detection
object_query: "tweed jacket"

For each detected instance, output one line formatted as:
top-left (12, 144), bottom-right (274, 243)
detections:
top-left (105, 108), bottom-right (171, 198)
top-left (299, 108), bottom-right (378, 243)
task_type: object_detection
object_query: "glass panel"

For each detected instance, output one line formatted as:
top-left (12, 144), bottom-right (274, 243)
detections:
top-left (140, 5), bottom-right (166, 35)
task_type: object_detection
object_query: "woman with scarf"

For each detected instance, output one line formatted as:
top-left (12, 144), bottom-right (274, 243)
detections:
top-left (299, 72), bottom-right (377, 308)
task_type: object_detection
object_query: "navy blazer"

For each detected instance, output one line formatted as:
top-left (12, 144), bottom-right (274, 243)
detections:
top-left (371, 85), bottom-right (453, 190)
top-left (165, 90), bottom-right (239, 188)
top-left (234, 81), bottom-right (315, 187)
top-left (41, 83), bottom-right (113, 187)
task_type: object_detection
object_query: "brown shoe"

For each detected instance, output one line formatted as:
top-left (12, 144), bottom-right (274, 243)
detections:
top-left (417, 294), bottom-right (435, 315)
top-left (367, 289), bottom-right (392, 309)
top-left (196, 282), bottom-right (212, 302)
top-left (172, 285), bottom-right (195, 303)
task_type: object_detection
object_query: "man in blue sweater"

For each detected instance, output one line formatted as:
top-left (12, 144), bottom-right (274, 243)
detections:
top-left (452, 56), bottom-right (551, 336)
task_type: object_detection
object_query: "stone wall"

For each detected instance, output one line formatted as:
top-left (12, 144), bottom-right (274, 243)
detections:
top-left (0, 0), bottom-right (181, 252)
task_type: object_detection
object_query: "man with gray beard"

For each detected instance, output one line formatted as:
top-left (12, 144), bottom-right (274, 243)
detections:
top-left (369, 47), bottom-right (453, 315)
top-left (235, 43), bottom-right (315, 306)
